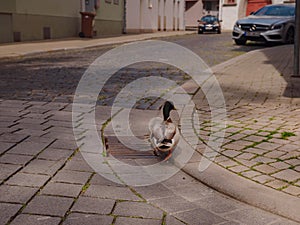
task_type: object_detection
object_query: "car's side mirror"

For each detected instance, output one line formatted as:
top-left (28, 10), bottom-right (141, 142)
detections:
top-left (197, 20), bottom-right (200, 22)
top-left (219, 20), bottom-right (223, 22)
top-left (250, 11), bottom-right (254, 15)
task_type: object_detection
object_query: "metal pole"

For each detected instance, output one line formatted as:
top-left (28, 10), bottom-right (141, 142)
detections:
top-left (294, 0), bottom-right (300, 77)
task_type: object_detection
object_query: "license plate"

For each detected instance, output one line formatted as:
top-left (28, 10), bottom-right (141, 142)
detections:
top-left (205, 26), bottom-right (213, 30)
top-left (245, 31), bottom-right (261, 37)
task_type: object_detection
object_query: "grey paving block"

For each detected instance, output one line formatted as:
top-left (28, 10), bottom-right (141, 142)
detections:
top-left (71, 196), bottom-right (115, 214)
top-left (0, 202), bottom-right (22, 225)
top-left (224, 208), bottom-right (280, 225)
top-left (41, 182), bottom-right (82, 198)
top-left (83, 184), bottom-right (142, 201)
top-left (8, 141), bottom-right (50, 155)
top-left (0, 153), bottom-right (33, 165)
top-left (165, 215), bottom-right (186, 225)
top-left (0, 142), bottom-right (15, 154)
top-left (37, 148), bottom-right (73, 161)
top-left (48, 139), bottom-right (78, 150)
top-left (63, 213), bottom-right (114, 225)
top-left (174, 207), bottom-right (227, 225)
top-left (115, 217), bottom-right (162, 225)
top-left (195, 194), bottom-right (243, 214)
top-left (21, 159), bottom-right (65, 176)
top-left (272, 169), bottom-right (300, 182)
top-left (0, 133), bottom-right (28, 143)
top-left (90, 173), bottom-right (125, 187)
top-left (134, 183), bottom-right (175, 200)
top-left (171, 182), bottom-right (214, 202)
top-left (10, 214), bottom-right (61, 225)
top-left (113, 201), bottom-right (163, 219)
top-left (6, 172), bottom-right (50, 187)
top-left (0, 185), bottom-right (38, 204)
top-left (23, 195), bottom-right (74, 217)
top-left (52, 170), bottom-right (91, 185)
top-left (150, 195), bottom-right (198, 214)
top-left (0, 163), bottom-right (21, 181)
top-left (64, 158), bottom-right (94, 172)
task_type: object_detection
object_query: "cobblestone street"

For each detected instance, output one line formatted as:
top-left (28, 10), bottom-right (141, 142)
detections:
top-left (0, 33), bottom-right (299, 224)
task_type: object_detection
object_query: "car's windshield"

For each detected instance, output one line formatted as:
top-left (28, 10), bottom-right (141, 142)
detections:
top-left (253, 5), bottom-right (295, 16)
top-left (201, 16), bottom-right (218, 23)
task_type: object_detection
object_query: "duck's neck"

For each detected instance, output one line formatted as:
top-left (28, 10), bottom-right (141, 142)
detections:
top-left (163, 107), bottom-right (171, 121)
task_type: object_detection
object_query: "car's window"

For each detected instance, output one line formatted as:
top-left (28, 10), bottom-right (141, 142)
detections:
top-left (254, 5), bottom-right (295, 16)
top-left (201, 16), bottom-right (218, 23)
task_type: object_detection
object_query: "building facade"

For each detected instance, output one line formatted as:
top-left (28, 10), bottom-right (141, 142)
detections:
top-left (184, 0), bottom-right (219, 29)
top-left (125, 0), bottom-right (185, 33)
top-left (0, 0), bottom-right (124, 43)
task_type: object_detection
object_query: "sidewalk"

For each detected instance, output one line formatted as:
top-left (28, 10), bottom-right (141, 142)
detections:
top-left (0, 33), bottom-right (299, 224)
top-left (0, 31), bottom-right (194, 59)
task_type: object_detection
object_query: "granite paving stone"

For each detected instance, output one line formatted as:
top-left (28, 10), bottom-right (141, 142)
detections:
top-left (71, 196), bottom-right (115, 214)
top-left (8, 141), bottom-right (50, 155)
top-left (0, 163), bottom-right (21, 181)
top-left (0, 153), bottom-right (33, 165)
top-left (52, 170), bottom-right (92, 185)
top-left (10, 214), bottom-right (61, 225)
top-left (224, 208), bottom-right (282, 225)
top-left (0, 142), bottom-right (15, 154)
top-left (174, 207), bottom-right (227, 225)
top-left (282, 185), bottom-right (300, 196)
top-left (165, 215), bottom-right (186, 225)
top-left (37, 148), bottom-right (73, 161)
top-left (253, 164), bottom-right (279, 174)
top-left (41, 182), bottom-right (83, 198)
top-left (114, 217), bottom-right (162, 225)
top-left (0, 202), bottom-right (23, 225)
top-left (21, 159), bottom-right (65, 176)
top-left (6, 172), bottom-right (50, 187)
top-left (113, 201), bottom-right (163, 219)
top-left (149, 195), bottom-right (198, 214)
top-left (0, 185), bottom-right (38, 204)
top-left (23, 195), bottom-right (74, 217)
top-left (272, 169), bottom-right (300, 182)
top-left (63, 213), bottom-right (114, 225)
top-left (83, 184), bottom-right (142, 201)
top-left (252, 174), bottom-right (275, 184)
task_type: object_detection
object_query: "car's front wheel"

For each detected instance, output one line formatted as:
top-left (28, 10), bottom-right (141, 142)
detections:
top-left (234, 39), bottom-right (246, 45)
top-left (198, 29), bottom-right (203, 34)
top-left (285, 27), bottom-right (294, 44)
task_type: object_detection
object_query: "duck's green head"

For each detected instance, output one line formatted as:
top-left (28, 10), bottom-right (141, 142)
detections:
top-left (163, 101), bottom-right (176, 121)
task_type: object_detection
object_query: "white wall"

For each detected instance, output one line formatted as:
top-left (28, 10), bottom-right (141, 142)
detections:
top-left (185, 0), bottom-right (203, 27)
top-left (126, 0), bottom-right (185, 33)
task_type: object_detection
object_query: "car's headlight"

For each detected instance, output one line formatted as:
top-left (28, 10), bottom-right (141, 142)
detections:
top-left (271, 23), bottom-right (283, 30)
top-left (234, 22), bottom-right (241, 29)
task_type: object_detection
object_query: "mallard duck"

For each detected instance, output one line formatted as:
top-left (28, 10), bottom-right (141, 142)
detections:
top-left (149, 101), bottom-right (180, 161)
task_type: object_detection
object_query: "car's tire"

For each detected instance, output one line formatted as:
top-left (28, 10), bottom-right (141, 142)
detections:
top-left (234, 39), bottom-right (246, 45)
top-left (285, 27), bottom-right (294, 44)
top-left (217, 29), bottom-right (221, 34)
top-left (198, 29), bottom-right (203, 34)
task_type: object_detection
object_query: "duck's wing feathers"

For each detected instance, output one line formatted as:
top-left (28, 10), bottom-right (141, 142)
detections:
top-left (149, 117), bottom-right (165, 143)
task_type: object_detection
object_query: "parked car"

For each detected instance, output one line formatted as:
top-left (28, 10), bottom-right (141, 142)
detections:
top-left (198, 15), bottom-right (222, 34)
top-left (232, 4), bottom-right (295, 45)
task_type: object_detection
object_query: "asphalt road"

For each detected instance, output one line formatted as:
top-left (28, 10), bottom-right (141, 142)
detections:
top-left (0, 32), bottom-right (267, 105)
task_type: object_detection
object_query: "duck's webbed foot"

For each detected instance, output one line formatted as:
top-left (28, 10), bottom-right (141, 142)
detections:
top-left (163, 150), bottom-right (173, 162)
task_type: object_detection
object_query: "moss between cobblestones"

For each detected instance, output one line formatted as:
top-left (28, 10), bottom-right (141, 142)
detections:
top-left (280, 131), bottom-right (296, 139)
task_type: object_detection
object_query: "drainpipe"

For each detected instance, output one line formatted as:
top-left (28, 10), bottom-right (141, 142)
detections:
top-left (123, 0), bottom-right (127, 34)
top-left (294, 0), bottom-right (300, 77)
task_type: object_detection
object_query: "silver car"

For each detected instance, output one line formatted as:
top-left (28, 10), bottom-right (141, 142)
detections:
top-left (232, 4), bottom-right (295, 45)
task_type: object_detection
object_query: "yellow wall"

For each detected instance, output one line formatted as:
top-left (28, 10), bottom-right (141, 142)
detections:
top-left (15, 0), bottom-right (81, 17)
top-left (97, 0), bottom-right (124, 21)
top-left (0, 0), bottom-right (16, 13)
